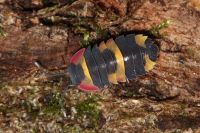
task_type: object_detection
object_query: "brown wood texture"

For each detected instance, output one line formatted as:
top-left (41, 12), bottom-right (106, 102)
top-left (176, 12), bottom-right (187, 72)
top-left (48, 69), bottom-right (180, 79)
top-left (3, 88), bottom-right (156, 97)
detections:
top-left (0, 0), bottom-right (200, 132)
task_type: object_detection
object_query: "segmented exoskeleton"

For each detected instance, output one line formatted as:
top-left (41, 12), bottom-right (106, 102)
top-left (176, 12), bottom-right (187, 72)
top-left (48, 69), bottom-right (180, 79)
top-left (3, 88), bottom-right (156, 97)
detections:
top-left (67, 34), bottom-right (159, 92)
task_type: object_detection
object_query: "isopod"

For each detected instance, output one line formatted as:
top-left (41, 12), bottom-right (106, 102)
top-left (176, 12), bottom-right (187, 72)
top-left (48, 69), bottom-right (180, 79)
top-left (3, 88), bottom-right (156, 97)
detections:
top-left (67, 34), bottom-right (159, 92)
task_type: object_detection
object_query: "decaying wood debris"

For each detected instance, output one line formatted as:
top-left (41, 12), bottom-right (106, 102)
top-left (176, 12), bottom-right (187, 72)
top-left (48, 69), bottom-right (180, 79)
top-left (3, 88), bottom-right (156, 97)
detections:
top-left (0, 0), bottom-right (200, 132)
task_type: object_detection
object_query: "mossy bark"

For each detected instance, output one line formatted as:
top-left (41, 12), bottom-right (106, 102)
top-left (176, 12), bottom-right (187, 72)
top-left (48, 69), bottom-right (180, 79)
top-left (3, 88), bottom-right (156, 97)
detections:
top-left (0, 0), bottom-right (200, 132)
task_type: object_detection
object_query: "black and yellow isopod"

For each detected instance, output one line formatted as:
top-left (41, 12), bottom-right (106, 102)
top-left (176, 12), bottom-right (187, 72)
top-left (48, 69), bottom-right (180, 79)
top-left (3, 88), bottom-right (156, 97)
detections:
top-left (67, 34), bottom-right (159, 92)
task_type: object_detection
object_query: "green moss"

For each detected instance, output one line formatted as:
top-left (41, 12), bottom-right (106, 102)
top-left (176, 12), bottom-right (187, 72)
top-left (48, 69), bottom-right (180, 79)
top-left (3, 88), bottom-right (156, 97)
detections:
top-left (0, 24), bottom-right (6, 37)
top-left (80, 31), bottom-right (90, 47)
top-left (179, 103), bottom-right (189, 116)
top-left (119, 111), bottom-right (133, 120)
top-left (21, 100), bottom-right (40, 121)
top-left (95, 27), bottom-right (109, 40)
top-left (75, 96), bottom-right (101, 127)
top-left (63, 125), bottom-right (81, 133)
top-left (43, 91), bottom-right (62, 115)
top-left (121, 88), bottom-right (142, 98)
top-left (32, 127), bottom-right (40, 133)
top-left (80, 26), bottom-right (108, 47)
top-left (37, 5), bottom-right (60, 15)
top-left (109, 14), bottom-right (119, 21)
top-left (150, 19), bottom-right (171, 37)
top-left (63, 125), bottom-right (97, 133)
top-left (0, 83), bottom-right (4, 90)
top-left (83, 130), bottom-right (97, 133)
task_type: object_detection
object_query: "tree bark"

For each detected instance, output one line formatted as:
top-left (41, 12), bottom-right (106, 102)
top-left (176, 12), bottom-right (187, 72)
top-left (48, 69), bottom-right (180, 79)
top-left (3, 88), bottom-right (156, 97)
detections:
top-left (0, 0), bottom-right (200, 132)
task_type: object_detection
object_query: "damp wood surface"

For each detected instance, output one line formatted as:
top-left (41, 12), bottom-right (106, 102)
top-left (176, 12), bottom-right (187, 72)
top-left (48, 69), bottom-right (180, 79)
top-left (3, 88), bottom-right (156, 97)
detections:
top-left (0, 0), bottom-right (200, 132)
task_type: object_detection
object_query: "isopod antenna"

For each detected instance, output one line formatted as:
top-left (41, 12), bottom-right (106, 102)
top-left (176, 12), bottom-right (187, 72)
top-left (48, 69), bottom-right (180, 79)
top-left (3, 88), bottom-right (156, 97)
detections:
top-left (34, 61), bottom-right (72, 85)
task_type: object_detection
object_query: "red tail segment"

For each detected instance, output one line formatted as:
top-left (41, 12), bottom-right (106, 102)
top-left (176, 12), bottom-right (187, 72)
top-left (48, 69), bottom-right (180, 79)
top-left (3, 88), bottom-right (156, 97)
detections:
top-left (70, 48), bottom-right (86, 64)
top-left (79, 83), bottom-right (99, 92)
